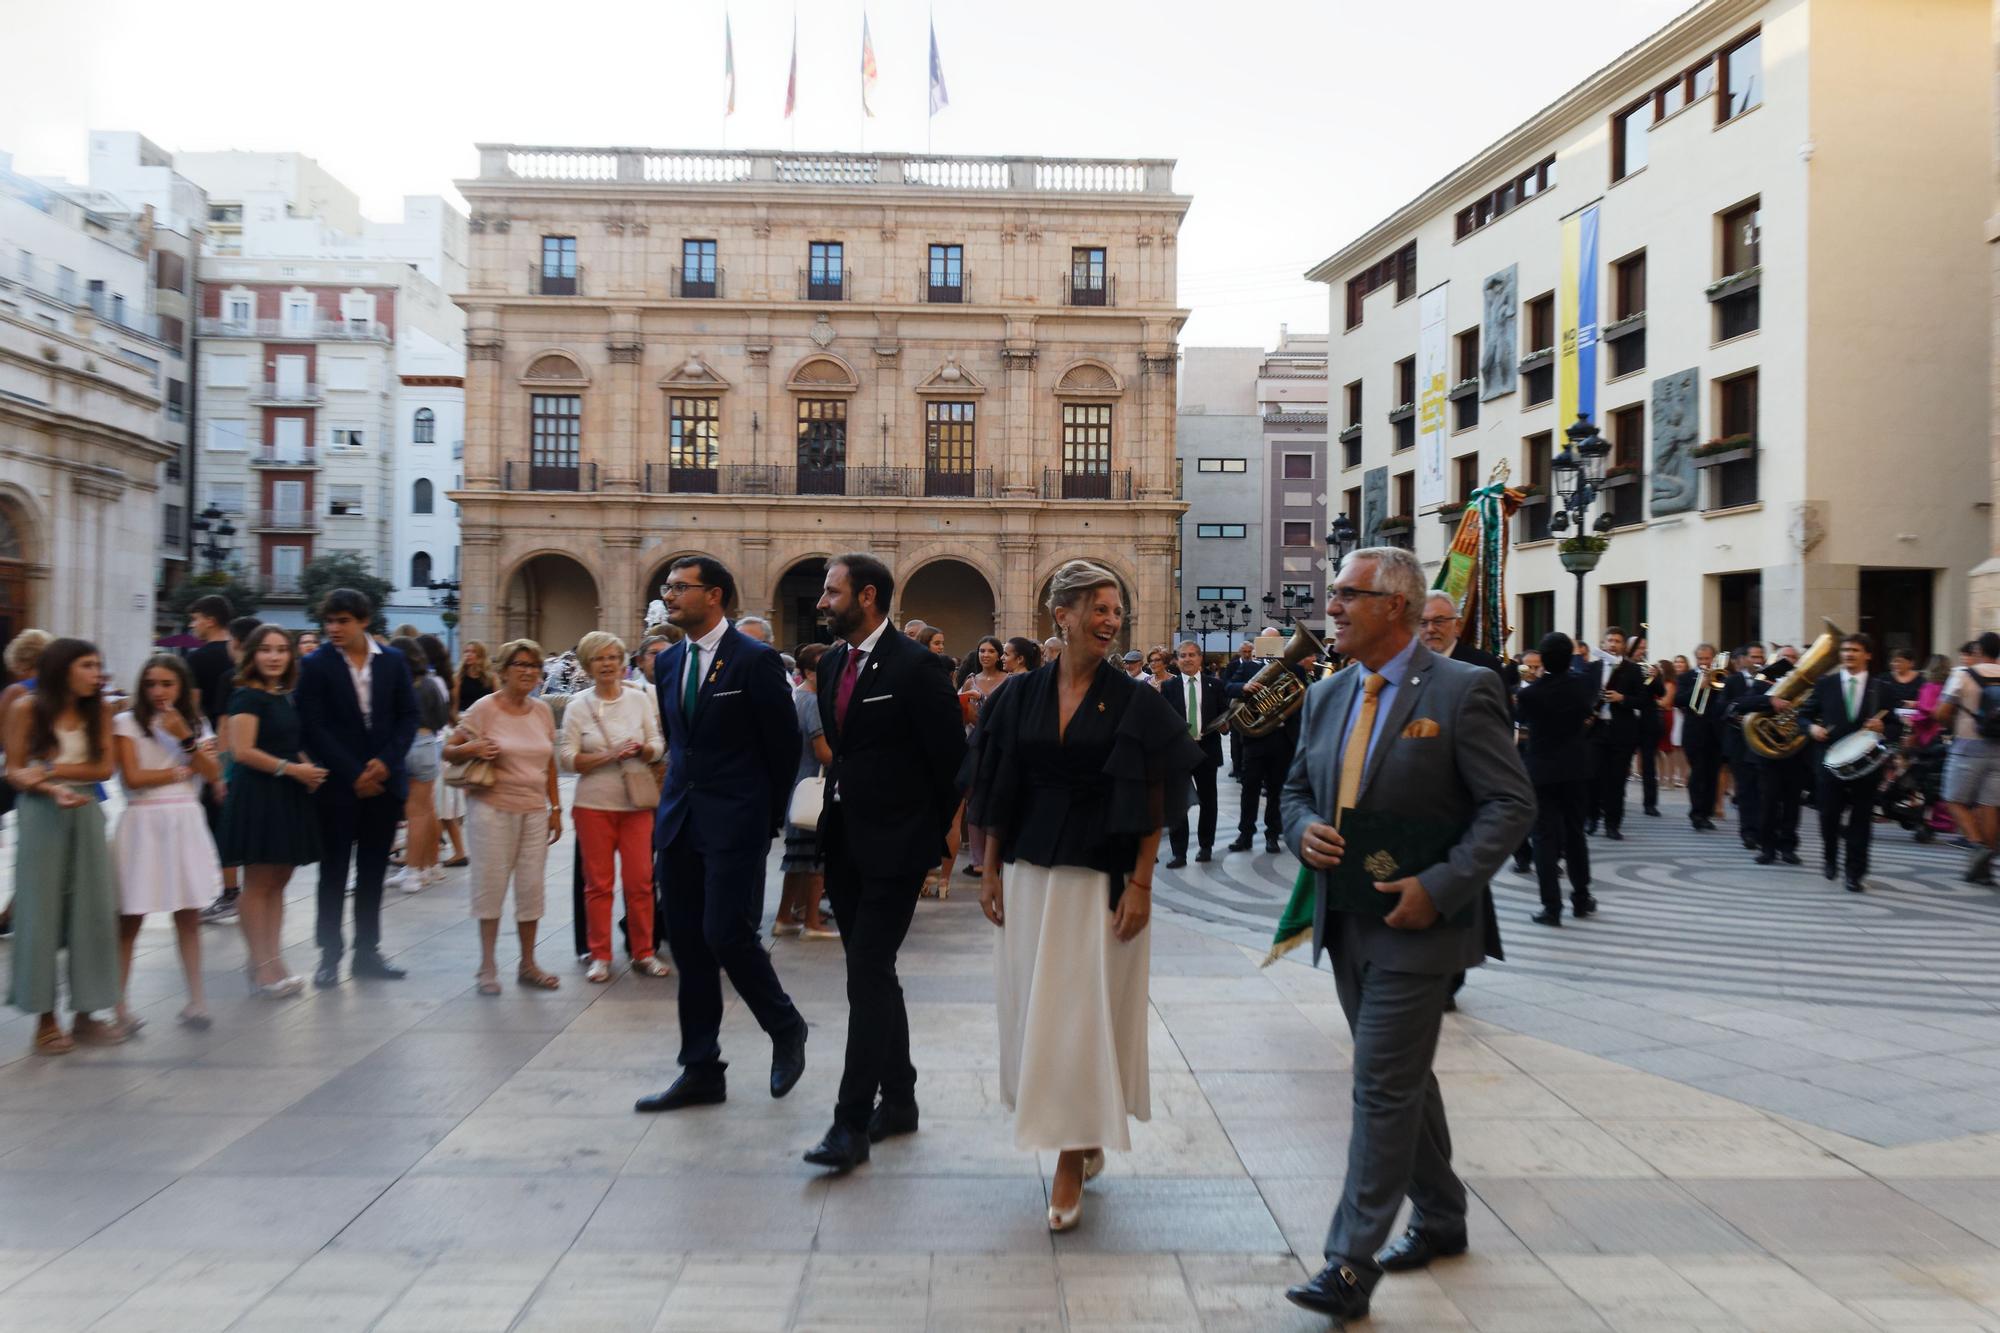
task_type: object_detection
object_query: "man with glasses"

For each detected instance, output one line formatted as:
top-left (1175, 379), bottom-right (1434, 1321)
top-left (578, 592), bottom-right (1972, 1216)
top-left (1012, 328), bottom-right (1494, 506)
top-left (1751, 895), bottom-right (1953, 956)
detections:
top-left (1418, 592), bottom-right (1506, 684)
top-left (636, 556), bottom-right (809, 1114)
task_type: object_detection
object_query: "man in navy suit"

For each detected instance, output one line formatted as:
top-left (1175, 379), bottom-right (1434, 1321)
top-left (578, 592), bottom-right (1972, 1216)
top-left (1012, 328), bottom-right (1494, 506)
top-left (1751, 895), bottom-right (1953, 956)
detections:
top-left (295, 587), bottom-right (420, 987)
top-left (1163, 640), bottom-right (1227, 866)
top-left (1793, 632), bottom-right (1902, 891)
top-left (636, 556), bottom-right (808, 1113)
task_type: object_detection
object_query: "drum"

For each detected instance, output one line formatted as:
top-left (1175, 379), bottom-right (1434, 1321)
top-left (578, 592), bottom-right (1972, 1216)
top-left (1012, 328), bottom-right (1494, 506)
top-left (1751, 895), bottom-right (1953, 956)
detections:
top-left (1823, 729), bottom-right (1889, 782)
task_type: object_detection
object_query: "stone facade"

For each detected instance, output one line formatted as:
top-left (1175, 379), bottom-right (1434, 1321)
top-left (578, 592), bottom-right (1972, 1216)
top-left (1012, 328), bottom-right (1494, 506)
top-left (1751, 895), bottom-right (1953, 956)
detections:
top-left (452, 147), bottom-right (1190, 658)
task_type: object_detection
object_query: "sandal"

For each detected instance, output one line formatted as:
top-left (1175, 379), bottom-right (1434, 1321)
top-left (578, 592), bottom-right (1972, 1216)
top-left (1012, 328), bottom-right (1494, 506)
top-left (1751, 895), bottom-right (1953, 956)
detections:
top-left (634, 955), bottom-right (673, 977)
top-left (71, 1017), bottom-right (128, 1046)
top-left (33, 1025), bottom-right (74, 1056)
top-left (476, 969), bottom-right (501, 997)
top-left (516, 966), bottom-right (561, 991)
top-left (443, 856), bottom-right (469, 868)
top-left (177, 1006), bottom-right (212, 1031)
top-left (585, 960), bottom-right (611, 984)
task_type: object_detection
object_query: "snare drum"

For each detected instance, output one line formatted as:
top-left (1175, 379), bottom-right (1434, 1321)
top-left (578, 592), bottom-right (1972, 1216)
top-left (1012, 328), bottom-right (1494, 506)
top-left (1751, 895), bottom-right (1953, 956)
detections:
top-left (1823, 729), bottom-right (1889, 782)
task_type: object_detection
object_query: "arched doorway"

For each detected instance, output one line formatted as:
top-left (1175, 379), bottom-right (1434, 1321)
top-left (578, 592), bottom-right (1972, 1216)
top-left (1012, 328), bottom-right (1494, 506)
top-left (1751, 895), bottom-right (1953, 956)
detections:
top-left (505, 554), bottom-right (599, 656)
top-left (0, 502), bottom-right (29, 649)
top-left (773, 557), bottom-right (830, 651)
top-left (639, 552), bottom-right (724, 635)
top-left (899, 559), bottom-right (996, 664)
top-left (1034, 569), bottom-right (1134, 653)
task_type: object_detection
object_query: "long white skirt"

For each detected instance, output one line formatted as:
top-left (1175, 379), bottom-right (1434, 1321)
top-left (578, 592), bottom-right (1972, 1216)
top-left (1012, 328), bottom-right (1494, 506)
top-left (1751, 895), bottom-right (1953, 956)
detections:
top-left (433, 774), bottom-right (467, 822)
top-left (112, 799), bottom-right (222, 915)
top-left (995, 860), bottom-right (1150, 1151)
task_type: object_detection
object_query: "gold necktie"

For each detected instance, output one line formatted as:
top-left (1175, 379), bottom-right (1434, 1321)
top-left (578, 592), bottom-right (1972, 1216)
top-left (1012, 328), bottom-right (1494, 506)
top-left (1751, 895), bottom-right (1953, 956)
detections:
top-left (1336, 673), bottom-right (1388, 827)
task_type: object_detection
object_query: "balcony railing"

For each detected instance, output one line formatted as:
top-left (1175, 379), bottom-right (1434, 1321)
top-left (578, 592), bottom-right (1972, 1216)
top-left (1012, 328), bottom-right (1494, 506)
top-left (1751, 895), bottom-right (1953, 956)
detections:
top-left (197, 317), bottom-right (391, 342)
top-left (250, 445), bottom-right (320, 468)
top-left (1041, 468), bottom-right (1132, 501)
top-left (800, 269), bottom-right (850, 302)
top-left (249, 508), bottom-right (321, 532)
top-left (530, 263), bottom-right (585, 296)
top-left (1064, 274), bottom-right (1115, 307)
top-left (672, 268), bottom-right (724, 299)
top-left (503, 460), bottom-right (599, 492)
top-left (641, 463), bottom-right (993, 499)
top-left (922, 269), bottom-right (968, 304)
top-left (250, 380), bottom-right (322, 404)
top-left (478, 146), bottom-right (1178, 197)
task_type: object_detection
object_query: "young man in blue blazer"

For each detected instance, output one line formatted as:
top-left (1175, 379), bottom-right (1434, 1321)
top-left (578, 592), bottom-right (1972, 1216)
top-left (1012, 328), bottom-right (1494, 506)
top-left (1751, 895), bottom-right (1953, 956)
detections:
top-left (295, 587), bottom-right (420, 987)
top-left (636, 556), bottom-right (808, 1113)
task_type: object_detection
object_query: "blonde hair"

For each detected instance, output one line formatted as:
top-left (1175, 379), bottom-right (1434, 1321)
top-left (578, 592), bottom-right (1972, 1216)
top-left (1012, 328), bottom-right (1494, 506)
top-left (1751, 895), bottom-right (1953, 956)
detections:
top-left (1045, 560), bottom-right (1123, 627)
top-left (496, 638), bottom-right (545, 674)
top-left (576, 631), bottom-right (626, 667)
top-left (5, 628), bottom-right (52, 677)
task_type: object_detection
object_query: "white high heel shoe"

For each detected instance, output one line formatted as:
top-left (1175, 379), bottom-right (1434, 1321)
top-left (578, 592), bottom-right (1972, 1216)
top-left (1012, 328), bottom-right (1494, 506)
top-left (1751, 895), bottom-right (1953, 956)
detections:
top-left (1048, 1150), bottom-right (1105, 1232)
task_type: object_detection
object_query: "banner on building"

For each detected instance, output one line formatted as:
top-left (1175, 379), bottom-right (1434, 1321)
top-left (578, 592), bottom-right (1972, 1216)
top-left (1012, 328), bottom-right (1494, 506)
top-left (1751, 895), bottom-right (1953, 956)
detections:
top-left (1416, 283), bottom-right (1450, 512)
top-left (1558, 202), bottom-right (1600, 430)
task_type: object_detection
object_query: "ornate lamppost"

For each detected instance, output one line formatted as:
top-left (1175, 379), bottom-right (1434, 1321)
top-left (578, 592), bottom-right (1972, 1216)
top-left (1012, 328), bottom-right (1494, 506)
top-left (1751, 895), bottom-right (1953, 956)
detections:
top-left (189, 504), bottom-right (237, 574)
top-left (1548, 414), bottom-right (1614, 640)
top-left (428, 577), bottom-right (462, 655)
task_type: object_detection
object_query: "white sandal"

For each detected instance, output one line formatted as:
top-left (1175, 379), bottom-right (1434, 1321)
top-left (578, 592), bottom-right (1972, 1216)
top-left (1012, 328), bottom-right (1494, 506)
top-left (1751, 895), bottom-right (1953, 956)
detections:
top-left (585, 960), bottom-right (611, 984)
top-left (634, 956), bottom-right (672, 977)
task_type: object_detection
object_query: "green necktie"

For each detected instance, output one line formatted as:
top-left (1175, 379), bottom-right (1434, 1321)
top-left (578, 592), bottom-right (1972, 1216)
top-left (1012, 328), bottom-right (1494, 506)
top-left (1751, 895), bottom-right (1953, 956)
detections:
top-left (1186, 676), bottom-right (1199, 739)
top-left (1846, 674), bottom-right (1859, 722)
top-left (684, 643), bottom-right (701, 721)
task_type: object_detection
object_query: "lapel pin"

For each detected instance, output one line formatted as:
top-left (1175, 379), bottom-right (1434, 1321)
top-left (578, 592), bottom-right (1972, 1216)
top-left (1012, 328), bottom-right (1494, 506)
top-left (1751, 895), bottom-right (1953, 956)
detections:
top-left (1096, 702), bottom-right (1106, 713)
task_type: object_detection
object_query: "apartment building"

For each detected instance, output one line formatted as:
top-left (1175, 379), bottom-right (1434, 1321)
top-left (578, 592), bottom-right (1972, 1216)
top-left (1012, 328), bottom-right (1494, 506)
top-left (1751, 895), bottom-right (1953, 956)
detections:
top-left (1310, 0), bottom-right (1988, 659)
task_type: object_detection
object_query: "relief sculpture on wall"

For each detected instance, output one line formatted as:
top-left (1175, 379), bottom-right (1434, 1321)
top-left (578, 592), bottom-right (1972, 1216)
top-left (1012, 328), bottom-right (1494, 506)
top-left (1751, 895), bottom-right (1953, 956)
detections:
top-left (1650, 368), bottom-right (1699, 516)
top-left (1362, 465), bottom-right (1389, 547)
top-left (1479, 265), bottom-right (1518, 401)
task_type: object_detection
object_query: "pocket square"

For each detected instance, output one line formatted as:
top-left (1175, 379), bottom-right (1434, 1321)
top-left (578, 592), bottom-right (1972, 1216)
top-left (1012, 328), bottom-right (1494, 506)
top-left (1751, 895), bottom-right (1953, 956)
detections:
top-left (1401, 718), bottom-right (1441, 739)
top-left (711, 689), bottom-right (743, 699)
top-left (861, 693), bottom-right (893, 703)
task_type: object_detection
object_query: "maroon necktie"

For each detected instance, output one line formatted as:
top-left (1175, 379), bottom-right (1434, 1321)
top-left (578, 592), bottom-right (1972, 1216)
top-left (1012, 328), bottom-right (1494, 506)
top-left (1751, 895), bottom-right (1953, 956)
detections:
top-left (835, 648), bottom-right (865, 730)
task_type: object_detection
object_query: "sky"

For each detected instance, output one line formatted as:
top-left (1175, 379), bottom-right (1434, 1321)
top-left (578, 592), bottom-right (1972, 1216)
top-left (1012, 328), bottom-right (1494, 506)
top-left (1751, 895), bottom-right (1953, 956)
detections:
top-left (0, 0), bottom-right (1694, 349)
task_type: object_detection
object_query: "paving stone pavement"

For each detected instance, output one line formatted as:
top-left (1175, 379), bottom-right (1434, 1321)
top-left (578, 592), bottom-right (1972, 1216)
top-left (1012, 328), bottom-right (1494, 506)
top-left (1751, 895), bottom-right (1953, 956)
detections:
top-left (0, 775), bottom-right (1996, 1331)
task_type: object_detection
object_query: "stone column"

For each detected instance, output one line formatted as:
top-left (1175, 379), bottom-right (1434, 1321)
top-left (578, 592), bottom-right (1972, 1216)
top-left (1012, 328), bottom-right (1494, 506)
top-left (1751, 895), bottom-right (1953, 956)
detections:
top-left (738, 533), bottom-right (773, 621)
top-left (459, 522), bottom-right (503, 646)
top-left (1134, 535), bottom-right (1178, 648)
top-left (604, 307), bottom-right (644, 495)
top-left (1000, 317), bottom-right (1038, 499)
top-left (998, 535), bottom-right (1038, 637)
top-left (600, 526), bottom-right (643, 634)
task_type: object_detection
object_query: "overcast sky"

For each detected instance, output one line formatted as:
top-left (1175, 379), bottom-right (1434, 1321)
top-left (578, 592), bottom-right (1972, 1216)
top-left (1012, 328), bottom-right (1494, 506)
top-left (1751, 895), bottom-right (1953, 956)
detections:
top-left (1, 0), bottom-right (1692, 349)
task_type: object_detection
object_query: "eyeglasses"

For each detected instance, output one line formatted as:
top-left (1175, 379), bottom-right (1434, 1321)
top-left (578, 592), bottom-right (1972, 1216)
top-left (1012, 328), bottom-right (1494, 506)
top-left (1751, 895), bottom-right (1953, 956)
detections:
top-left (505, 660), bottom-right (542, 672)
top-left (1418, 616), bottom-right (1460, 629)
top-left (662, 582), bottom-right (709, 596)
top-left (1327, 588), bottom-right (1395, 606)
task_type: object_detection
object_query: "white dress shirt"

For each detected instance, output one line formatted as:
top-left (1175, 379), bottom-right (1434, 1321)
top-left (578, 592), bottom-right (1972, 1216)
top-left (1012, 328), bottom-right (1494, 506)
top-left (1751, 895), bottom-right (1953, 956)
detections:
top-left (1837, 667), bottom-right (1869, 721)
top-left (844, 615), bottom-right (891, 675)
top-left (680, 618), bottom-right (732, 700)
top-left (345, 639), bottom-right (382, 726)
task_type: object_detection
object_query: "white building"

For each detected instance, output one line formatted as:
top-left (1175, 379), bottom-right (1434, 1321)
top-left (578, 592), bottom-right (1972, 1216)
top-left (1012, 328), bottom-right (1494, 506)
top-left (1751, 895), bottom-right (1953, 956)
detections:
top-left (178, 152), bottom-right (466, 629)
top-left (1309, 0), bottom-right (1989, 661)
top-left (392, 328), bottom-right (464, 635)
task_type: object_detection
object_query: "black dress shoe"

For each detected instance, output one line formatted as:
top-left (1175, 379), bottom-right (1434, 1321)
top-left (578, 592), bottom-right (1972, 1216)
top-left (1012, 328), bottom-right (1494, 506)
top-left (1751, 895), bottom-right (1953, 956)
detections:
top-left (1165, 857), bottom-right (1188, 870)
top-left (351, 951), bottom-right (406, 980)
top-left (1585, 822), bottom-right (1599, 836)
top-left (1511, 859), bottom-right (1533, 874)
top-left (1265, 836), bottom-right (1281, 854)
top-left (1823, 861), bottom-right (1838, 880)
top-left (1643, 807), bottom-right (1661, 817)
top-left (1285, 1261), bottom-right (1371, 1320)
top-left (313, 956), bottom-right (340, 988)
top-left (771, 1027), bottom-right (807, 1099)
top-left (1571, 894), bottom-right (1598, 918)
top-left (1377, 1225), bottom-right (1468, 1272)
top-left (1227, 837), bottom-right (1253, 853)
top-left (1441, 994), bottom-right (1458, 1013)
top-left (1846, 876), bottom-right (1866, 893)
top-left (1741, 836), bottom-right (1760, 851)
top-left (1604, 828), bottom-right (1624, 841)
top-left (1754, 851), bottom-right (1777, 866)
top-left (802, 1122), bottom-right (870, 1172)
top-left (1530, 909), bottom-right (1562, 927)
top-left (1194, 848), bottom-right (1212, 863)
top-left (634, 1070), bottom-right (727, 1112)
top-left (867, 1100), bottom-right (920, 1143)
top-left (1780, 851), bottom-right (1802, 866)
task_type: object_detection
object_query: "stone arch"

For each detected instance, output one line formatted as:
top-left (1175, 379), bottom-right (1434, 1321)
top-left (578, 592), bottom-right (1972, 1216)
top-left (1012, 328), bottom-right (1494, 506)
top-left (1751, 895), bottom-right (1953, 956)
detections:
top-left (519, 348), bottom-right (590, 386)
top-left (499, 549), bottom-right (602, 655)
top-left (898, 558), bottom-right (997, 662)
top-left (784, 353), bottom-right (861, 394)
top-left (771, 553), bottom-right (833, 650)
top-left (0, 487), bottom-right (42, 646)
top-left (1053, 358), bottom-right (1123, 397)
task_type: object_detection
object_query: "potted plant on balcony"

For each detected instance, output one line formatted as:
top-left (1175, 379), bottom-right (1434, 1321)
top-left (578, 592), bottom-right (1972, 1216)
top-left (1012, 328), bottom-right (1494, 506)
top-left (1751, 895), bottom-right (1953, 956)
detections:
top-left (1705, 266), bottom-right (1761, 302)
top-left (1387, 401), bottom-right (1416, 423)
top-left (1338, 422), bottom-right (1362, 443)
top-left (1518, 345), bottom-right (1555, 372)
top-left (1512, 481), bottom-right (1548, 506)
top-left (1557, 532), bottom-right (1608, 574)
top-left (1691, 434), bottom-right (1756, 467)
top-left (1603, 311), bottom-right (1647, 340)
top-left (1448, 375), bottom-right (1479, 400)
top-left (1376, 513), bottom-right (1414, 537)
top-left (1599, 461), bottom-right (1641, 489)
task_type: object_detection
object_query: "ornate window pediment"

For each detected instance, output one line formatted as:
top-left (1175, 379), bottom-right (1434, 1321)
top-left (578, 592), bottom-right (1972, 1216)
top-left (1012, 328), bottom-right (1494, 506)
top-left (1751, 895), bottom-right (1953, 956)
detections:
top-left (520, 349), bottom-right (590, 388)
top-left (1055, 359), bottom-right (1122, 397)
top-left (785, 353), bottom-right (860, 396)
top-left (658, 353), bottom-right (732, 392)
top-left (915, 356), bottom-right (987, 397)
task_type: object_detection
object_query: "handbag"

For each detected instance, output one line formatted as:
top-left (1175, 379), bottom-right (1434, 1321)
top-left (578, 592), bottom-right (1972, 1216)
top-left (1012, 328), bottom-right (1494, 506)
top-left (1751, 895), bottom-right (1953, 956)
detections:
top-left (787, 774), bottom-right (826, 830)
top-left (586, 691), bottom-right (663, 809)
top-left (442, 723), bottom-right (496, 790)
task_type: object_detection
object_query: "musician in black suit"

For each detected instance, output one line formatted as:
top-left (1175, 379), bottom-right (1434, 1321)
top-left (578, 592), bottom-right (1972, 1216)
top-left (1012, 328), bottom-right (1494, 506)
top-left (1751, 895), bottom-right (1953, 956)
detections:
top-left (1675, 644), bottom-right (1729, 831)
top-left (1586, 626), bottom-right (1646, 840)
top-left (1228, 633), bottom-right (1307, 855)
top-left (1516, 632), bottom-right (1598, 925)
top-left (799, 555), bottom-right (968, 1170)
top-left (1509, 648), bottom-right (1543, 873)
top-left (1162, 641), bottom-right (1227, 866)
top-left (1794, 633), bottom-right (1901, 891)
top-left (1220, 643), bottom-right (1260, 778)
top-left (1720, 645), bottom-right (1767, 848)
top-left (1630, 636), bottom-right (1664, 816)
top-left (1731, 657), bottom-right (1807, 867)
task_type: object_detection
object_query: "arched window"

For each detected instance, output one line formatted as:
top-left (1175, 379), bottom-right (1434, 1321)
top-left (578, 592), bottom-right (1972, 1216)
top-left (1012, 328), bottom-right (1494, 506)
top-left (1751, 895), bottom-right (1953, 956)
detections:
top-left (412, 407), bottom-right (435, 443)
top-left (412, 478), bottom-right (434, 514)
top-left (410, 551), bottom-right (432, 588)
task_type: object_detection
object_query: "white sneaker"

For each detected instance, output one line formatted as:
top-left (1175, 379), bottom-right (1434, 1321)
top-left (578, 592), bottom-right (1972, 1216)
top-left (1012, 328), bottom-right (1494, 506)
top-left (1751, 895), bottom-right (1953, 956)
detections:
top-left (387, 869), bottom-right (419, 893)
top-left (421, 866), bottom-right (446, 887)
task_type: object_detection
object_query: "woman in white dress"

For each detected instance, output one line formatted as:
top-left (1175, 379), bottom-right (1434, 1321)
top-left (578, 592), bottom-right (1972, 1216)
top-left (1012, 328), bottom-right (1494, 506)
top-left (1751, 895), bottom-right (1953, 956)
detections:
top-left (969, 560), bottom-right (1204, 1232)
top-left (111, 654), bottom-right (224, 1030)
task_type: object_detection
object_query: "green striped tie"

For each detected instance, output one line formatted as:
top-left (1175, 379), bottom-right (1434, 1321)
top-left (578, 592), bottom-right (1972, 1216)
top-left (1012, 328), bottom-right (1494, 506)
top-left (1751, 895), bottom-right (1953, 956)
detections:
top-left (684, 644), bottom-right (701, 721)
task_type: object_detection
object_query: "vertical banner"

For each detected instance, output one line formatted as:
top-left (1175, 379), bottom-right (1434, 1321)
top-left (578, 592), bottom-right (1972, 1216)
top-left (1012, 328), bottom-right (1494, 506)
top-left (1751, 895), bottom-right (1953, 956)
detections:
top-left (1558, 201), bottom-right (1600, 429)
top-left (1416, 283), bottom-right (1450, 511)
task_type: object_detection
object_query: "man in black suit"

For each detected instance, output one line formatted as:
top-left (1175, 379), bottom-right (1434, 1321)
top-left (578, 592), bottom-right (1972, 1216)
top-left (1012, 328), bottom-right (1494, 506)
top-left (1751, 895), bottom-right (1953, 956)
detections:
top-left (637, 556), bottom-right (807, 1114)
top-left (1163, 640), bottom-right (1227, 866)
top-left (1676, 643), bottom-right (1729, 831)
top-left (1228, 633), bottom-right (1308, 854)
top-left (1731, 657), bottom-right (1807, 867)
top-left (294, 587), bottom-right (419, 987)
top-left (1795, 633), bottom-right (1901, 891)
top-left (800, 555), bottom-right (967, 1170)
top-left (1419, 592), bottom-right (1505, 684)
top-left (1516, 633), bottom-right (1598, 925)
top-left (1221, 642), bottom-right (1260, 778)
top-left (1509, 648), bottom-right (1543, 873)
top-left (1722, 644), bottom-right (1768, 850)
top-left (1586, 626), bottom-right (1645, 840)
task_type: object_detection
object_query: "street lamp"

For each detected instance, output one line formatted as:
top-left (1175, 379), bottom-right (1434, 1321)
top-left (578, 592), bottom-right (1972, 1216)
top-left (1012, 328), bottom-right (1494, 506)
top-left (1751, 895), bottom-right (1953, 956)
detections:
top-left (188, 504), bottom-right (236, 574)
top-left (1325, 513), bottom-right (1357, 570)
top-left (428, 577), bottom-right (462, 654)
top-left (1548, 414), bottom-right (1614, 639)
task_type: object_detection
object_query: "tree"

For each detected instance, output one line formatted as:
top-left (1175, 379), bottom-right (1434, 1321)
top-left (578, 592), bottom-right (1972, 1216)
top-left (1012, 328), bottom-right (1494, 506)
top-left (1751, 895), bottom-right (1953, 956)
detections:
top-left (298, 553), bottom-right (394, 635)
top-left (163, 569), bottom-right (261, 627)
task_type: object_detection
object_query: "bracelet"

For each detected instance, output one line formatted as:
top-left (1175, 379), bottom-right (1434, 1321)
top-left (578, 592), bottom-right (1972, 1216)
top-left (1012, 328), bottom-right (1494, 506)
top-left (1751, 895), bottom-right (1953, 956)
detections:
top-left (275, 761), bottom-right (288, 778)
top-left (1129, 880), bottom-right (1152, 892)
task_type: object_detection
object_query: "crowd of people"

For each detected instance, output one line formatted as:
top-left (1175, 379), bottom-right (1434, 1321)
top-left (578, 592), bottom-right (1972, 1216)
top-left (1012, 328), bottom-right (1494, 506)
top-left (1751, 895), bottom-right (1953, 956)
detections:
top-left (4, 546), bottom-right (1995, 1321)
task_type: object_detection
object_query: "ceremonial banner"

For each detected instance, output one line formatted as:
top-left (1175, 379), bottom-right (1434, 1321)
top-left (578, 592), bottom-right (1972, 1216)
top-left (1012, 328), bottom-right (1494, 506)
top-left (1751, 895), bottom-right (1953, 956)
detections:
top-left (1416, 283), bottom-right (1450, 511)
top-left (1558, 202), bottom-right (1600, 429)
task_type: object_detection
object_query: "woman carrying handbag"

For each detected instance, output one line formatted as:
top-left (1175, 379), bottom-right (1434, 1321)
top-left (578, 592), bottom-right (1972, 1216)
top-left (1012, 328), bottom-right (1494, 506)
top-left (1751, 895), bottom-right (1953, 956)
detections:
top-left (557, 632), bottom-right (670, 983)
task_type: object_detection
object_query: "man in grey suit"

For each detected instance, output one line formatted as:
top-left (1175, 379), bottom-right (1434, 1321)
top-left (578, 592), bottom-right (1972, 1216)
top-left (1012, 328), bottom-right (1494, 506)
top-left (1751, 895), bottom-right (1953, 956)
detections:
top-left (1278, 546), bottom-right (1535, 1323)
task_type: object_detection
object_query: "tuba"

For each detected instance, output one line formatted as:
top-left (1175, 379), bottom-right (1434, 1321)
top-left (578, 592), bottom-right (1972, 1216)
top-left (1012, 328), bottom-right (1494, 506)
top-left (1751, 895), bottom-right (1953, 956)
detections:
top-left (1688, 652), bottom-right (1730, 714)
top-left (1209, 624), bottom-right (1329, 739)
top-left (1741, 622), bottom-right (1842, 760)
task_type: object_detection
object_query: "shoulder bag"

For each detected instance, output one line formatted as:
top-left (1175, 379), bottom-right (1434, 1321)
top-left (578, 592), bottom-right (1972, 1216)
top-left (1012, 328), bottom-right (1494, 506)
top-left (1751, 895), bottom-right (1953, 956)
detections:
top-left (442, 720), bottom-right (496, 790)
top-left (587, 690), bottom-right (663, 809)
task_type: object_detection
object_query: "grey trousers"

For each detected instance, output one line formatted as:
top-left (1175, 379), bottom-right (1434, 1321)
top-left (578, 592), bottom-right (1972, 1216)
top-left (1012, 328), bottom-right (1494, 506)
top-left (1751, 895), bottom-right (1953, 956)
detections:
top-left (1323, 945), bottom-right (1466, 1287)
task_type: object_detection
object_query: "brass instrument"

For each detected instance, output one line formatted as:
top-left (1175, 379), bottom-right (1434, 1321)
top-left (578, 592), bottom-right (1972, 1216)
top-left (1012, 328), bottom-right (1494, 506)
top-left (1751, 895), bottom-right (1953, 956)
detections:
top-left (1741, 622), bottom-right (1842, 759)
top-left (1688, 653), bottom-right (1730, 713)
top-left (1209, 623), bottom-right (1329, 739)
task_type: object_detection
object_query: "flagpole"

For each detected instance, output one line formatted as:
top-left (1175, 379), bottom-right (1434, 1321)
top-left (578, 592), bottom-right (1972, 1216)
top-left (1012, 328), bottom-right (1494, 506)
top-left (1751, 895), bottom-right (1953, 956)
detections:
top-left (926, 2), bottom-right (934, 157)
